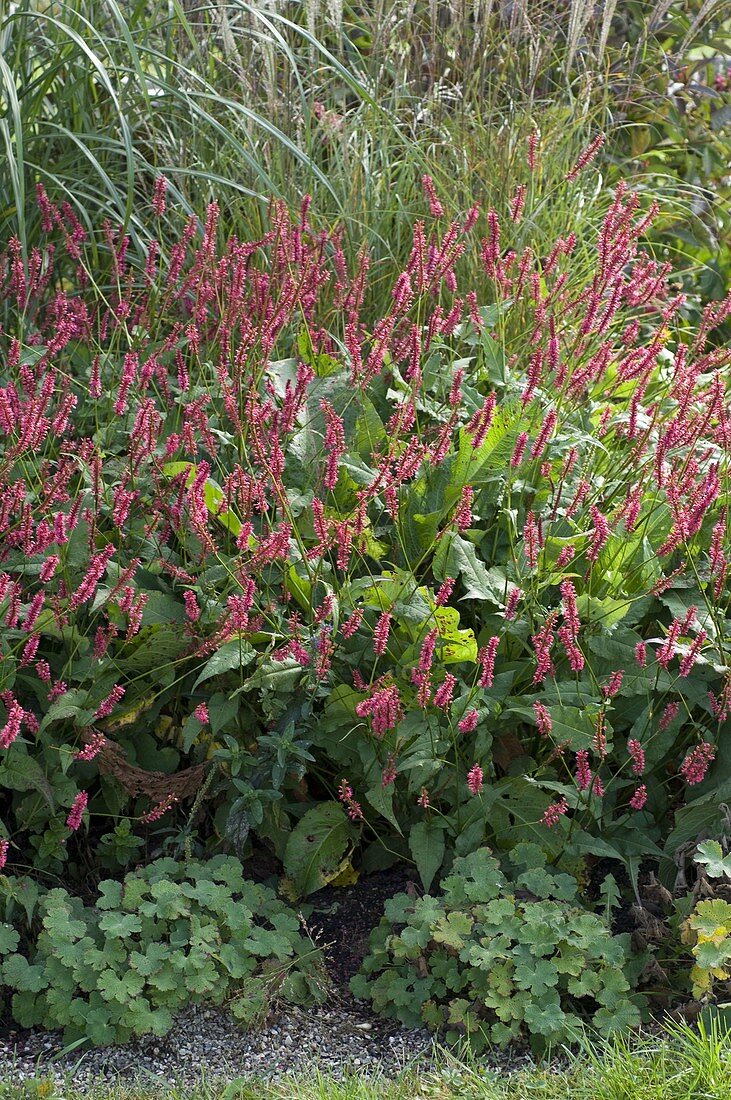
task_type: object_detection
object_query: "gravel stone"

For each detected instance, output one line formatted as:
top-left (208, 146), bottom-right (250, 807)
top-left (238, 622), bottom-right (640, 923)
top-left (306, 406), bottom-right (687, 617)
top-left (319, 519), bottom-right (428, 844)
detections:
top-left (0, 996), bottom-right (435, 1090)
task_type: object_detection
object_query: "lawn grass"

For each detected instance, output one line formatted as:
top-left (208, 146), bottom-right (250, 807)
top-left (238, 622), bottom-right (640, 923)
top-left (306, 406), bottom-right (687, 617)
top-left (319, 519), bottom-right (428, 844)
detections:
top-left (3, 1021), bottom-right (730, 1100)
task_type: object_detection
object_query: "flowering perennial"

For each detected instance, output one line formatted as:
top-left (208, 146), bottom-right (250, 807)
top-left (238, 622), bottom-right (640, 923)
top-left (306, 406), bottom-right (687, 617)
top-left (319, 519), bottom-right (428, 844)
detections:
top-left (0, 167), bottom-right (727, 888)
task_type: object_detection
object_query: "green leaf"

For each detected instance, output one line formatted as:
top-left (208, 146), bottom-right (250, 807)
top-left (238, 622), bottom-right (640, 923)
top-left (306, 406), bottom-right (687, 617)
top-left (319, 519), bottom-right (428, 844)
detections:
top-left (243, 657), bottom-right (303, 694)
top-left (97, 911), bottom-right (143, 938)
top-left (193, 640), bottom-right (256, 690)
top-left (118, 626), bottom-right (188, 674)
top-left (598, 874), bottom-right (622, 923)
top-left (542, 705), bottom-right (602, 751)
top-left (2, 953), bottom-right (45, 992)
top-left (664, 800), bottom-right (728, 861)
top-left (454, 401), bottom-right (520, 485)
top-left (39, 689), bottom-right (90, 732)
top-left (97, 880), bottom-right (123, 909)
top-left (283, 802), bottom-right (358, 898)
top-left (0, 753), bottom-right (55, 809)
top-left (433, 535), bottom-right (506, 603)
top-left (139, 591), bottom-right (187, 627)
top-left (140, 880), bottom-right (190, 921)
top-left (97, 968), bottom-right (145, 1004)
top-left (0, 923), bottom-right (20, 954)
top-left (409, 821), bottom-right (446, 892)
top-left (695, 841), bottom-right (731, 881)
top-left (431, 911), bottom-right (473, 949)
top-left (365, 783), bottom-right (402, 835)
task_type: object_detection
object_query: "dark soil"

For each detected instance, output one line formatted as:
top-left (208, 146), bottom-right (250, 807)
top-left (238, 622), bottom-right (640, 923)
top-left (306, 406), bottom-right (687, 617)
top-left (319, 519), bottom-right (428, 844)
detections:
top-left (305, 864), bottom-right (420, 986)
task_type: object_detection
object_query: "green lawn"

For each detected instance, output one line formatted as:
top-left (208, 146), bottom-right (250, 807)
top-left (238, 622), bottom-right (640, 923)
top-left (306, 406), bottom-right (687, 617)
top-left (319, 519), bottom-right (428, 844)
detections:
top-left (4, 1022), bottom-right (731, 1100)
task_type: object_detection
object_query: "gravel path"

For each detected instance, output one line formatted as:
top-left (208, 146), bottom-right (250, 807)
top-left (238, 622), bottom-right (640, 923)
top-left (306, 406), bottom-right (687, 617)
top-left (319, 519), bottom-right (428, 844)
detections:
top-left (0, 997), bottom-right (435, 1089)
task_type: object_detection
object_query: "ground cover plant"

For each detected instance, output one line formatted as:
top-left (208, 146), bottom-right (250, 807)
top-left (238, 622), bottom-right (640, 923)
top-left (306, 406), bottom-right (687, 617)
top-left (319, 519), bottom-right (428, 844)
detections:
top-left (353, 847), bottom-right (642, 1050)
top-left (1, 0), bottom-right (731, 1062)
top-left (0, 856), bottom-right (325, 1045)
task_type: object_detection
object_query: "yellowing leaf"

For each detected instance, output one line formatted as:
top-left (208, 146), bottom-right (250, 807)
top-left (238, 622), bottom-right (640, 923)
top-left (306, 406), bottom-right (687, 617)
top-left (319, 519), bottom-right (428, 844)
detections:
top-left (435, 606), bottom-right (478, 664)
top-left (329, 860), bottom-right (360, 888)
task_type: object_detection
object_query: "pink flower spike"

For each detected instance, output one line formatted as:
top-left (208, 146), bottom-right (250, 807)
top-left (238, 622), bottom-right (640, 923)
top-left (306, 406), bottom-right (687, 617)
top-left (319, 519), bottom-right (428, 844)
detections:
top-left (511, 432), bottom-right (528, 467)
top-left (478, 637), bottom-right (500, 688)
top-left (0, 701), bottom-right (24, 750)
top-left (141, 794), bottom-right (178, 824)
top-left (629, 784), bottom-right (647, 811)
top-left (505, 587), bottom-right (521, 620)
top-left (0, 838), bottom-right (8, 870)
top-left (454, 485), bottom-right (474, 532)
top-left (509, 184), bottom-right (526, 224)
top-left (94, 685), bottom-right (125, 721)
top-left (74, 731), bottom-right (107, 762)
top-left (602, 670), bottom-right (624, 698)
top-left (435, 577), bottom-right (455, 607)
top-left (527, 128), bottom-right (539, 171)
top-left (184, 590), bottom-right (201, 622)
top-left (373, 611), bottom-right (392, 657)
top-left (680, 742), bottom-right (715, 786)
top-left (381, 755), bottom-right (397, 787)
top-left (421, 175), bottom-right (444, 218)
top-left (542, 797), bottom-right (569, 828)
top-left (628, 739), bottom-right (645, 775)
top-left (194, 703), bottom-right (209, 724)
top-left (66, 791), bottom-right (88, 831)
top-left (566, 134), bottom-right (605, 181)
top-left (458, 709), bottom-right (479, 734)
top-left (533, 701), bottom-right (552, 737)
top-left (575, 750), bottom-right (592, 791)
top-left (338, 777), bottom-right (363, 822)
top-left (434, 673), bottom-right (457, 711)
top-left (152, 175), bottom-right (168, 217)
top-left (467, 764), bottom-right (484, 795)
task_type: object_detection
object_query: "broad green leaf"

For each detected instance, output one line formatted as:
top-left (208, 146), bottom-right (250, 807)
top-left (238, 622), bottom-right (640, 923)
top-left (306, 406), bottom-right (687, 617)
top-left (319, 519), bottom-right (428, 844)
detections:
top-left (453, 400), bottom-right (520, 485)
top-left (433, 534), bottom-right (506, 603)
top-left (0, 753), bottom-right (54, 809)
top-left (193, 639), bottom-right (256, 690)
top-left (365, 783), bottom-right (402, 835)
top-left (283, 802), bottom-right (358, 898)
top-left (138, 592), bottom-right (187, 627)
top-left (97, 911), bottom-right (143, 938)
top-left (664, 801), bottom-right (728, 861)
top-left (409, 821), bottom-right (446, 892)
top-left (547, 705), bottom-right (604, 751)
top-left (432, 911), bottom-right (473, 949)
top-left (243, 657), bottom-right (303, 693)
top-left (2, 953), bottom-right (45, 992)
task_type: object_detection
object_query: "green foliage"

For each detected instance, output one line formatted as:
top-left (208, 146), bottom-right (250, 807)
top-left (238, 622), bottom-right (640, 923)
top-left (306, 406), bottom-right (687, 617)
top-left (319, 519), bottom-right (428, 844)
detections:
top-left (0, 857), bottom-right (326, 1045)
top-left (684, 899), bottom-right (731, 999)
top-left (682, 839), bottom-right (731, 1000)
top-left (282, 802), bottom-right (358, 898)
top-left (0, 0), bottom-right (730, 923)
top-left (352, 848), bottom-right (642, 1052)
